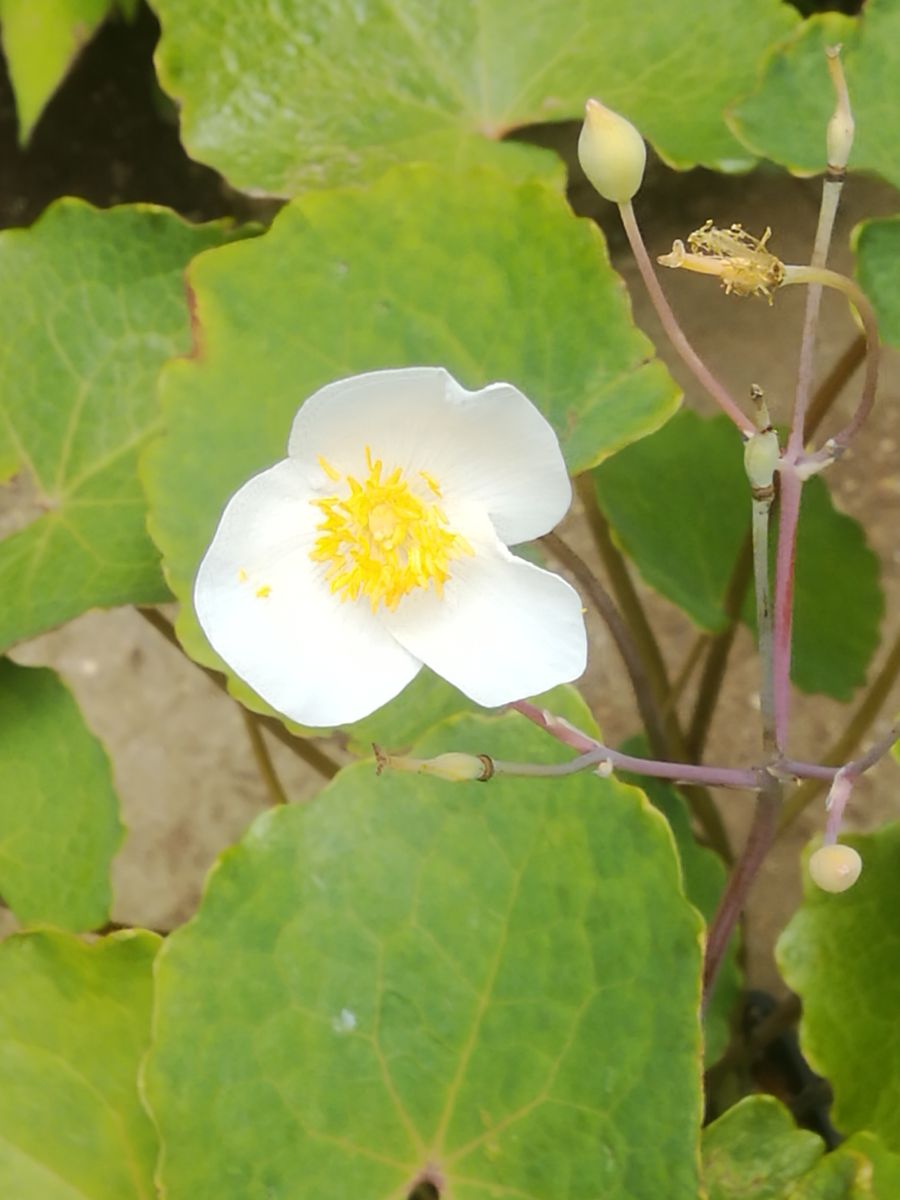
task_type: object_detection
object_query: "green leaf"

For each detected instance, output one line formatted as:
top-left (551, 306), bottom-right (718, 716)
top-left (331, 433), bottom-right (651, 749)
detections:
top-left (594, 410), bottom-right (747, 633)
top-left (144, 705), bottom-right (703, 1199)
top-left (778, 823), bottom-right (900, 1153)
top-left (703, 1095), bottom-right (826, 1198)
top-left (618, 738), bottom-right (739, 1065)
top-left (0, 0), bottom-right (113, 142)
top-left (0, 929), bottom-right (160, 1199)
top-left (343, 670), bottom-right (475, 755)
top-left (592, 409), bottom-right (883, 700)
top-left (0, 200), bottom-right (240, 652)
top-left (150, 0), bottom-right (797, 195)
top-left (143, 164), bottom-right (679, 715)
top-left (702, 1095), bottom-right (900, 1199)
top-left (731, 5), bottom-right (900, 190)
top-left (0, 658), bottom-right (122, 930)
top-left (854, 215), bottom-right (900, 350)
top-left (770, 477), bottom-right (883, 701)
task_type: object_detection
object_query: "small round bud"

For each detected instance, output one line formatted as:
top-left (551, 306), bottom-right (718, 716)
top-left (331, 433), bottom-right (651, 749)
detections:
top-left (577, 99), bottom-right (646, 204)
top-left (808, 844), bottom-right (862, 893)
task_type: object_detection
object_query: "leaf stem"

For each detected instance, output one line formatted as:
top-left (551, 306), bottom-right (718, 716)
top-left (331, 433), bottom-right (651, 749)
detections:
top-left (541, 530), bottom-right (669, 757)
top-left (509, 700), bottom-right (761, 790)
top-left (703, 773), bottom-right (782, 1007)
top-left (136, 606), bottom-right (341, 781)
top-left (617, 199), bottom-right (754, 437)
top-left (575, 477), bottom-right (673, 730)
top-left (574, 479), bottom-right (732, 858)
top-left (239, 707), bottom-right (288, 805)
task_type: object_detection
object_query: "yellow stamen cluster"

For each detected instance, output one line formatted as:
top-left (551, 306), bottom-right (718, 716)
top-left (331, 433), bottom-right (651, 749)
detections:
top-left (658, 221), bottom-right (785, 302)
top-left (309, 449), bottom-right (472, 611)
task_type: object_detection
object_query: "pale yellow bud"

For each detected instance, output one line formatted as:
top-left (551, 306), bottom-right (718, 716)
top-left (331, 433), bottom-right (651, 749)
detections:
top-left (373, 745), bottom-right (493, 782)
top-left (577, 99), bottom-right (646, 204)
top-left (808, 844), bottom-right (862, 893)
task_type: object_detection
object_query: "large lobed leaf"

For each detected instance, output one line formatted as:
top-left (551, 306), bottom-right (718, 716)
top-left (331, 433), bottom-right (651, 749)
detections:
top-left (0, 200), bottom-right (239, 652)
top-left (149, 0), bottom-right (797, 195)
top-left (0, 929), bottom-right (160, 1199)
top-left (0, 658), bottom-right (122, 930)
top-left (703, 1094), bottom-right (900, 1199)
top-left (731, 1), bottom-right (900, 190)
top-left (778, 823), bottom-right (900, 1155)
top-left (144, 703), bottom-right (704, 1199)
top-left (592, 409), bottom-right (883, 701)
top-left (143, 164), bottom-right (679, 718)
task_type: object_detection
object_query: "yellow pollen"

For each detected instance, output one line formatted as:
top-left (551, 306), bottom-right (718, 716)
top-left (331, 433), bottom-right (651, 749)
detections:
top-left (237, 568), bottom-right (248, 582)
top-left (256, 584), bottom-right (271, 599)
top-left (657, 220), bottom-right (785, 302)
top-left (310, 447), bottom-right (473, 611)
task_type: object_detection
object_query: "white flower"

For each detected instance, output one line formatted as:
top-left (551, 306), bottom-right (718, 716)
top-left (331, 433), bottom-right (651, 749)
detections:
top-left (194, 367), bottom-right (587, 726)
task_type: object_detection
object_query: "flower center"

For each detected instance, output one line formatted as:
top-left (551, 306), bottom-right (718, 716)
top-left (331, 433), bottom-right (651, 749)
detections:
top-left (309, 448), bottom-right (472, 611)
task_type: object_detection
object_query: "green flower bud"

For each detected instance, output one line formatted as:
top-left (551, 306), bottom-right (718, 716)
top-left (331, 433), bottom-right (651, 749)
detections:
top-left (577, 99), bottom-right (646, 204)
top-left (373, 746), bottom-right (493, 782)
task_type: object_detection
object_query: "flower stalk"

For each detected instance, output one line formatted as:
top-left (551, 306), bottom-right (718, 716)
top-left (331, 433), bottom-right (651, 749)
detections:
top-left (617, 201), bottom-right (755, 437)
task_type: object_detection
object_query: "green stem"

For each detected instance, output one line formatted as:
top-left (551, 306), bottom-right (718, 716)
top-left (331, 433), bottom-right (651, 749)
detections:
top-left (575, 479), bottom-right (732, 861)
top-left (240, 707), bottom-right (288, 805)
top-left (541, 531), bottom-right (669, 757)
top-left (781, 266), bottom-right (881, 464)
top-left (751, 495), bottom-right (776, 756)
top-left (575, 477), bottom-right (673, 720)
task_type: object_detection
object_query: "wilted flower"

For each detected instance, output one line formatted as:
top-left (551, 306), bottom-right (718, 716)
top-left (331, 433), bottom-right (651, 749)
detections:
top-left (658, 221), bottom-right (785, 301)
top-left (195, 368), bottom-right (587, 726)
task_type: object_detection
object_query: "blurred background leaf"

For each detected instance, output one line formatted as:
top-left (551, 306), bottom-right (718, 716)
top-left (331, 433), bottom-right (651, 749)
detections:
top-left (149, 0), bottom-right (797, 195)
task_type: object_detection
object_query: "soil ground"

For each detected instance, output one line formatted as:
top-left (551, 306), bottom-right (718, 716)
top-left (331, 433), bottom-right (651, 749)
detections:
top-left (1, 6), bottom-right (897, 1001)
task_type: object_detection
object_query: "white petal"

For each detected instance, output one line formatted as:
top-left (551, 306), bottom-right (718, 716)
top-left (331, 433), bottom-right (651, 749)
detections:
top-left (194, 459), bottom-right (421, 726)
top-left (384, 536), bottom-right (587, 707)
top-left (287, 368), bottom-right (571, 545)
